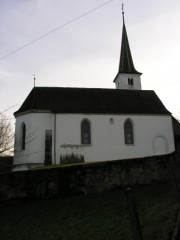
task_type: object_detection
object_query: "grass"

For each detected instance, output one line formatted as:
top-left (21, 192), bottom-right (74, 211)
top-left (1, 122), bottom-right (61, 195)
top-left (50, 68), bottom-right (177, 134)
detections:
top-left (0, 182), bottom-right (178, 240)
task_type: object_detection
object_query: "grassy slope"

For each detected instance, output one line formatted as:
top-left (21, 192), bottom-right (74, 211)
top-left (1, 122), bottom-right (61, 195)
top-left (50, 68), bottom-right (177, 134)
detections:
top-left (0, 183), bottom-right (178, 240)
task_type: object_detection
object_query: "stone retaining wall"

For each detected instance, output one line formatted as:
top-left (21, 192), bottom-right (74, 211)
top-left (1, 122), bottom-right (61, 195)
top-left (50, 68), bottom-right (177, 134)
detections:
top-left (0, 154), bottom-right (174, 201)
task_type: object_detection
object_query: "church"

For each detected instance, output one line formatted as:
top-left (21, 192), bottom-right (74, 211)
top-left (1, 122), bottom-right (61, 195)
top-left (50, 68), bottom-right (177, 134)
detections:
top-left (13, 11), bottom-right (175, 168)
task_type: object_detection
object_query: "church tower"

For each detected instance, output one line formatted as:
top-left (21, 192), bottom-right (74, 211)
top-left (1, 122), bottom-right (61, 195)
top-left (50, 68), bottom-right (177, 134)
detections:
top-left (114, 7), bottom-right (142, 90)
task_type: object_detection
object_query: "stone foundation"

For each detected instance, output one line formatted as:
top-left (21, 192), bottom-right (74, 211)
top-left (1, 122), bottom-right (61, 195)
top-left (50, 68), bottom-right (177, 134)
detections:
top-left (0, 153), bottom-right (175, 201)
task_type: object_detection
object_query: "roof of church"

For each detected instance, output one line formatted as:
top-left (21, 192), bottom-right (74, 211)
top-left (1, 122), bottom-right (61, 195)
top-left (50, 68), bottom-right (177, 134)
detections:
top-left (14, 87), bottom-right (171, 116)
top-left (114, 12), bottom-right (141, 82)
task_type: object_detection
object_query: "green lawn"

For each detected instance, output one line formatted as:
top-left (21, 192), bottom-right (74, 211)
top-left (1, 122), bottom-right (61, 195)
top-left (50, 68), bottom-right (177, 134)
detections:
top-left (0, 183), bottom-right (178, 240)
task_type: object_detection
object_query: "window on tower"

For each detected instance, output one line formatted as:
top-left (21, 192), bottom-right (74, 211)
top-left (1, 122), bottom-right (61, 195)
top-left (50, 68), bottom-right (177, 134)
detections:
top-left (128, 78), bottom-right (134, 87)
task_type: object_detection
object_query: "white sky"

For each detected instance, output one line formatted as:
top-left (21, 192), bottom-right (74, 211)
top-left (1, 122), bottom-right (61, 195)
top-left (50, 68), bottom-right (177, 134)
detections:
top-left (0, 0), bottom-right (180, 125)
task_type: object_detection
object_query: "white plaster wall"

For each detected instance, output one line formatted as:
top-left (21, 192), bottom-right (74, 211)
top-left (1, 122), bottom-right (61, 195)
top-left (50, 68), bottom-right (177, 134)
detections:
top-left (115, 73), bottom-right (142, 90)
top-left (14, 113), bottom-right (32, 164)
top-left (55, 114), bottom-right (174, 163)
top-left (14, 113), bottom-right (175, 165)
top-left (14, 113), bottom-right (53, 165)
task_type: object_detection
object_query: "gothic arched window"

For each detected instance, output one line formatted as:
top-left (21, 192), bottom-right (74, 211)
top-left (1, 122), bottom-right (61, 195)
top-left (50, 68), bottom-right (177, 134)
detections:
top-left (21, 123), bottom-right (26, 150)
top-left (81, 119), bottom-right (91, 145)
top-left (124, 119), bottom-right (134, 144)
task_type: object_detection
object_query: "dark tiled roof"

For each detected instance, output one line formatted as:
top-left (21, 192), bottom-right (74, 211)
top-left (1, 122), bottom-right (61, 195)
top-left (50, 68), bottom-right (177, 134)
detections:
top-left (117, 18), bottom-right (141, 75)
top-left (14, 87), bottom-right (171, 116)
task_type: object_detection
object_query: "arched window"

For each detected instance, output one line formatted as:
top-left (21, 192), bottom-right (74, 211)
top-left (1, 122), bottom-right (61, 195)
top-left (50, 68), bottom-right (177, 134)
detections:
top-left (21, 123), bottom-right (26, 150)
top-left (124, 119), bottom-right (134, 144)
top-left (81, 119), bottom-right (91, 145)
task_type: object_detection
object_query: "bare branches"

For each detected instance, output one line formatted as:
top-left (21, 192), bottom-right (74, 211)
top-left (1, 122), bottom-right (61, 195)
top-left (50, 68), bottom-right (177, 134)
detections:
top-left (14, 129), bottom-right (38, 156)
top-left (0, 113), bottom-right (14, 156)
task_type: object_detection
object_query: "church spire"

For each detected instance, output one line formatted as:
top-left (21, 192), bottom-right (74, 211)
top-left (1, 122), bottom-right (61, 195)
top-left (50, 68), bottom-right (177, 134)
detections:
top-left (114, 5), bottom-right (142, 90)
top-left (119, 6), bottom-right (140, 74)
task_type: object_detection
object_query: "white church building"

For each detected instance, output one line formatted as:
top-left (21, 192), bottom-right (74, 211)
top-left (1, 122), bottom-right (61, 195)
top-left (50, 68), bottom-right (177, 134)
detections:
top-left (13, 12), bottom-right (175, 167)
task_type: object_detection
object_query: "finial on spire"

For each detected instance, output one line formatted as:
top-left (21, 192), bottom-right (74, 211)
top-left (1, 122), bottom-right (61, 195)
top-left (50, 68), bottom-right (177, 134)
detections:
top-left (121, 2), bottom-right (124, 14)
top-left (33, 74), bottom-right (36, 87)
top-left (121, 2), bottom-right (125, 23)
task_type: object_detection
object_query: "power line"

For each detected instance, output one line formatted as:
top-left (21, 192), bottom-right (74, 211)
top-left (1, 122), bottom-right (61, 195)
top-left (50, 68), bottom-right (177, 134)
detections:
top-left (0, 104), bottom-right (18, 115)
top-left (0, 0), bottom-right (114, 62)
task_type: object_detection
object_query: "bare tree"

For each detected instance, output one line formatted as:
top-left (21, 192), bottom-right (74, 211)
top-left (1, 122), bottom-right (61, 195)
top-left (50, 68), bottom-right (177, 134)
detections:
top-left (0, 113), bottom-right (14, 156)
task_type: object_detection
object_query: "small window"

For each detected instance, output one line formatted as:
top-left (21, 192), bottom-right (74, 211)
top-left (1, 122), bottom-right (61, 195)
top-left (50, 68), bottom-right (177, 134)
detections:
top-left (21, 123), bottom-right (26, 150)
top-left (124, 119), bottom-right (134, 144)
top-left (81, 119), bottom-right (91, 145)
top-left (128, 78), bottom-right (134, 86)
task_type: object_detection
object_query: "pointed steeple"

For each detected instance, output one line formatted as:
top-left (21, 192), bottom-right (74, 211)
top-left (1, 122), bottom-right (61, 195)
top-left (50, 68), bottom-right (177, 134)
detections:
top-left (119, 9), bottom-right (141, 74)
top-left (114, 6), bottom-right (142, 90)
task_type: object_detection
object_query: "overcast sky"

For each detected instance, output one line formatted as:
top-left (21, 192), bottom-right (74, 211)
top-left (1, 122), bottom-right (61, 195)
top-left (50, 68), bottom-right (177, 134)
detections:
top-left (0, 0), bottom-right (180, 125)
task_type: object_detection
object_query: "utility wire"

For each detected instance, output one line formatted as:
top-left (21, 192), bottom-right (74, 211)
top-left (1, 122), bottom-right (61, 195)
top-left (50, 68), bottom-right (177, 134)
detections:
top-left (0, 0), bottom-right (114, 62)
top-left (0, 104), bottom-right (18, 115)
